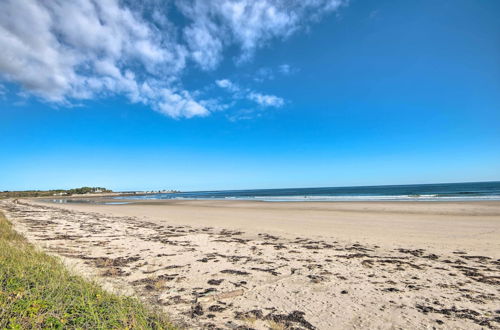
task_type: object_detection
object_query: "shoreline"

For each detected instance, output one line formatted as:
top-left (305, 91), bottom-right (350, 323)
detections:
top-left (33, 198), bottom-right (500, 257)
top-left (1, 198), bottom-right (499, 329)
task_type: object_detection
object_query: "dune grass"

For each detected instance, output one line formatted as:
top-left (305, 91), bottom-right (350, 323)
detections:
top-left (0, 211), bottom-right (175, 329)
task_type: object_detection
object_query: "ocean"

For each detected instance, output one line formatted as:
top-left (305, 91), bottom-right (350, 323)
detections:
top-left (116, 181), bottom-right (500, 202)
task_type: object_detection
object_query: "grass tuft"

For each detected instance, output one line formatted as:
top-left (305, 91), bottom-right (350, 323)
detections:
top-left (0, 211), bottom-right (175, 329)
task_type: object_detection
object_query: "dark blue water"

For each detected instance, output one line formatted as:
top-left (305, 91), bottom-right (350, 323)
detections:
top-left (116, 181), bottom-right (500, 202)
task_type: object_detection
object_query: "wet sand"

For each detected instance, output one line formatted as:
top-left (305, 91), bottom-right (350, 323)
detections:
top-left (1, 198), bottom-right (499, 329)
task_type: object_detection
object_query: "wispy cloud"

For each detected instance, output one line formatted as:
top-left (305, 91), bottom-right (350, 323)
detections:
top-left (215, 79), bottom-right (240, 93)
top-left (227, 108), bottom-right (262, 122)
top-left (0, 0), bottom-right (344, 118)
top-left (178, 0), bottom-right (345, 66)
top-left (253, 64), bottom-right (296, 82)
top-left (215, 78), bottom-right (284, 112)
top-left (278, 64), bottom-right (291, 75)
top-left (248, 92), bottom-right (284, 108)
top-left (254, 67), bottom-right (275, 82)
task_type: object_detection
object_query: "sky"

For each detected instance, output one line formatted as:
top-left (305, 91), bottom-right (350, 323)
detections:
top-left (1, 0), bottom-right (499, 192)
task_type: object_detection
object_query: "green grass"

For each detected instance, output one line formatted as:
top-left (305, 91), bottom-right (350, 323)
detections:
top-left (0, 211), bottom-right (176, 329)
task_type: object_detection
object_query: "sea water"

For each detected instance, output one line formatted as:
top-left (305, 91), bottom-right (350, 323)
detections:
top-left (115, 181), bottom-right (500, 202)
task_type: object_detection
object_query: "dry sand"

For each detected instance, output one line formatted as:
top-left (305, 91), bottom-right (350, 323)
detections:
top-left (1, 198), bottom-right (499, 329)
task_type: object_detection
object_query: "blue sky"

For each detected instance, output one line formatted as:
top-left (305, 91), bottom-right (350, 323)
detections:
top-left (1, 0), bottom-right (499, 191)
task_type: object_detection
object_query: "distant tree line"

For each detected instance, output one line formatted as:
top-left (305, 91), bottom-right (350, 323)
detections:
top-left (65, 187), bottom-right (111, 195)
top-left (0, 187), bottom-right (112, 199)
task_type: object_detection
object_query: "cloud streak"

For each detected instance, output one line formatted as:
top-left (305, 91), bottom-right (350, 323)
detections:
top-left (216, 78), bottom-right (284, 109)
top-left (0, 0), bottom-right (344, 118)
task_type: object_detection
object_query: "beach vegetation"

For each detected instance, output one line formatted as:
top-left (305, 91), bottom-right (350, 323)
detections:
top-left (0, 187), bottom-right (112, 199)
top-left (0, 211), bottom-right (175, 329)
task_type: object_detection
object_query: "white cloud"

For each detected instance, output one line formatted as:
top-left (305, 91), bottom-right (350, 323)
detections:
top-left (0, 0), bottom-right (204, 118)
top-left (179, 0), bottom-right (344, 65)
top-left (253, 64), bottom-right (295, 82)
top-left (183, 18), bottom-right (224, 71)
top-left (248, 92), bottom-right (284, 108)
top-left (215, 79), bottom-right (239, 93)
top-left (155, 89), bottom-right (209, 118)
top-left (278, 64), bottom-right (291, 75)
top-left (0, 0), bottom-right (344, 118)
top-left (216, 78), bottom-right (284, 109)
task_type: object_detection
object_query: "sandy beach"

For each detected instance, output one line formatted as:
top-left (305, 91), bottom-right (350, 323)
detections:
top-left (1, 198), bottom-right (499, 329)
